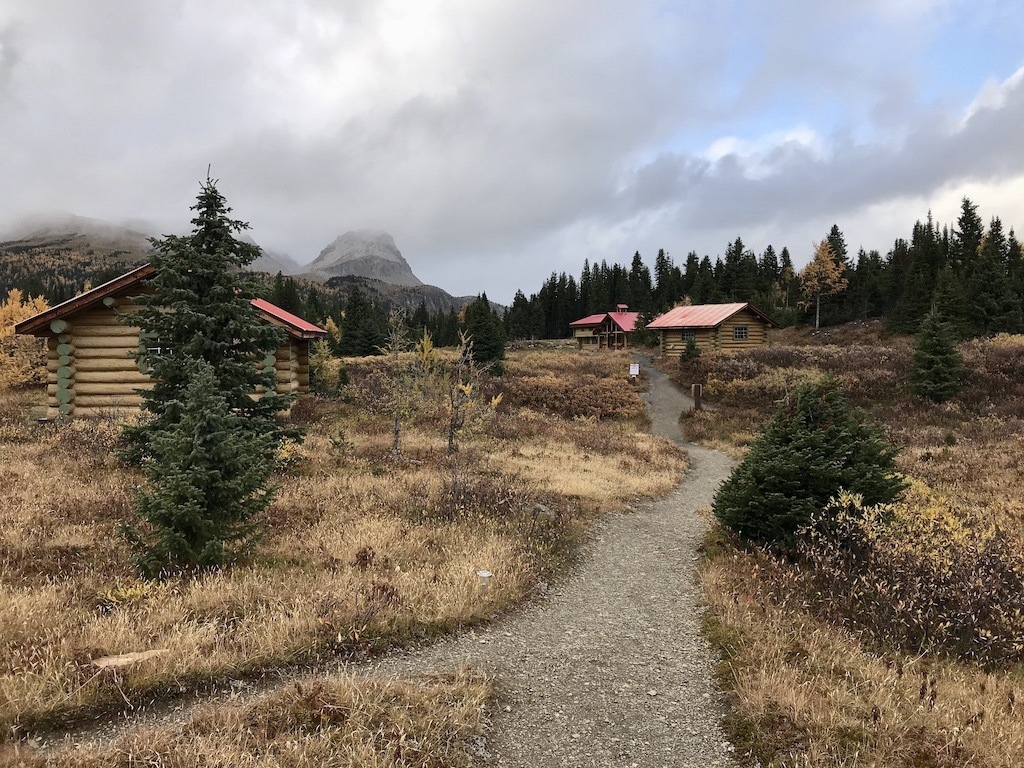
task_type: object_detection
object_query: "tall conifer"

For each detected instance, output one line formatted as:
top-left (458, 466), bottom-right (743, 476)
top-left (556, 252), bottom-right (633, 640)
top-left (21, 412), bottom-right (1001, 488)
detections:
top-left (122, 177), bottom-right (293, 573)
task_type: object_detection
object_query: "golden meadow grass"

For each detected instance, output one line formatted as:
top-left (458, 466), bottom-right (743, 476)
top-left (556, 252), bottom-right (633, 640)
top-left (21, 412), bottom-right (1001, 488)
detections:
top-left (0, 349), bottom-right (685, 749)
top-left (674, 334), bottom-right (1024, 766)
top-left (7, 669), bottom-right (490, 767)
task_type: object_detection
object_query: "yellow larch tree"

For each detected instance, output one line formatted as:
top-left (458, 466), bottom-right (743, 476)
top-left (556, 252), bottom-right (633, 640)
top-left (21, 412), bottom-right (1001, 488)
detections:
top-left (0, 289), bottom-right (50, 388)
top-left (800, 240), bottom-right (848, 329)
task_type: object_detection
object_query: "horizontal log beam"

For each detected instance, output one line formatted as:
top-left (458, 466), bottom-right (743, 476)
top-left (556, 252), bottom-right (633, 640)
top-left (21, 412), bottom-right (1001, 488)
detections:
top-left (76, 371), bottom-right (152, 385)
top-left (67, 358), bottom-right (142, 373)
top-left (72, 405), bottom-right (141, 417)
top-left (73, 335), bottom-right (142, 348)
top-left (74, 347), bottom-right (137, 360)
top-left (74, 394), bottom-right (145, 407)
top-left (73, 383), bottom-right (152, 396)
top-left (71, 325), bottom-right (139, 338)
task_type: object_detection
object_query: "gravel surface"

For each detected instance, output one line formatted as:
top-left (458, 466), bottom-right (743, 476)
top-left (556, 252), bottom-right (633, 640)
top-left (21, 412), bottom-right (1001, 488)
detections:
top-left (41, 363), bottom-right (738, 766)
top-left (370, 362), bottom-right (738, 766)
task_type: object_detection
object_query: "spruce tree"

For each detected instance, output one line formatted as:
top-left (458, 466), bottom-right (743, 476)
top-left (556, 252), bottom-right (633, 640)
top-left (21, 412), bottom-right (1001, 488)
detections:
top-left (124, 178), bottom-right (293, 459)
top-left (713, 377), bottom-right (905, 548)
top-left (910, 307), bottom-right (964, 403)
top-left (122, 177), bottom-right (294, 573)
top-left (464, 293), bottom-right (506, 372)
top-left (126, 358), bottom-right (277, 574)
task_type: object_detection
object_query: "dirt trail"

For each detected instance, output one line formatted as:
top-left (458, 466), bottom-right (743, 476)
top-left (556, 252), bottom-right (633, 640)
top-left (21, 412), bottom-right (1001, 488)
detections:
top-left (43, 364), bottom-right (738, 766)
top-left (371, 363), bottom-right (737, 766)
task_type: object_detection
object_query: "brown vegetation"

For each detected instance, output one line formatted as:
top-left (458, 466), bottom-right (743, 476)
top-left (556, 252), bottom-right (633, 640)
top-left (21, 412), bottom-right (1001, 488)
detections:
top-left (0, 348), bottom-right (684, 762)
top-left (9, 670), bottom-right (490, 768)
top-left (671, 332), bottom-right (1024, 766)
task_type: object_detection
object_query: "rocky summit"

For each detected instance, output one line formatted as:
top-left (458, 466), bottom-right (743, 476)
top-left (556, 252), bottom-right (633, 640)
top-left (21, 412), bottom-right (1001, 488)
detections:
top-left (302, 230), bottom-right (423, 287)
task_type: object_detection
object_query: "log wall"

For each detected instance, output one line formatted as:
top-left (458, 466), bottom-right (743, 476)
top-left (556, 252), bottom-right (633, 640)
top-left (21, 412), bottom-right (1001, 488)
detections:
top-left (41, 299), bottom-right (315, 419)
top-left (659, 309), bottom-right (771, 355)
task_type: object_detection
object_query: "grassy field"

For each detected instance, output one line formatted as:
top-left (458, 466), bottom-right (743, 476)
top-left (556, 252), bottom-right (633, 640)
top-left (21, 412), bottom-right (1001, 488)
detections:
top-left (666, 325), bottom-right (1024, 766)
top-left (0, 347), bottom-right (684, 763)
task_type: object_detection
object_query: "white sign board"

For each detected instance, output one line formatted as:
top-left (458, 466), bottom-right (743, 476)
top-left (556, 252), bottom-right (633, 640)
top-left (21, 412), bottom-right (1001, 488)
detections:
top-left (629, 363), bottom-right (640, 377)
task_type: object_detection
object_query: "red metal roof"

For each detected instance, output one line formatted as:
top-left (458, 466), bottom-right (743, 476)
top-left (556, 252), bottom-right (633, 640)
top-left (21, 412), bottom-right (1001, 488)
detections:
top-left (569, 313), bottom-right (608, 327)
top-left (251, 298), bottom-right (327, 338)
top-left (14, 263), bottom-right (156, 335)
top-left (607, 311), bottom-right (640, 333)
top-left (15, 263), bottom-right (327, 339)
top-left (569, 309), bottom-right (640, 332)
top-left (646, 302), bottom-right (775, 329)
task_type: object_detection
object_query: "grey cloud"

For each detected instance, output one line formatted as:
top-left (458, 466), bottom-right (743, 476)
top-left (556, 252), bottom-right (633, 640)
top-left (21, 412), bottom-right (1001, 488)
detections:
top-left (0, 1), bottom-right (1022, 302)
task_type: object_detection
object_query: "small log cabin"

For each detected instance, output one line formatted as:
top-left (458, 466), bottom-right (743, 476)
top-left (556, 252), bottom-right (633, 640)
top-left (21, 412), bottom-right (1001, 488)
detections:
top-left (14, 264), bottom-right (327, 420)
top-left (569, 305), bottom-right (640, 349)
top-left (646, 302), bottom-right (775, 355)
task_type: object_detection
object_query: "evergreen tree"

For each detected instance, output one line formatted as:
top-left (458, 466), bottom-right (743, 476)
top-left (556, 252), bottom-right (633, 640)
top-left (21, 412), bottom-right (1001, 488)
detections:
top-left (124, 178), bottom-right (293, 463)
top-left (779, 247), bottom-right (797, 308)
top-left (410, 301), bottom-right (430, 340)
top-left (121, 178), bottom-right (291, 573)
top-left (464, 293), bottom-right (506, 372)
top-left (910, 307), bottom-right (964, 403)
top-left (713, 377), bottom-right (906, 548)
top-left (505, 290), bottom-right (535, 340)
top-left (966, 217), bottom-right (1021, 335)
top-left (338, 287), bottom-right (386, 356)
top-left (952, 197), bottom-right (985, 271)
top-left (126, 358), bottom-right (277, 574)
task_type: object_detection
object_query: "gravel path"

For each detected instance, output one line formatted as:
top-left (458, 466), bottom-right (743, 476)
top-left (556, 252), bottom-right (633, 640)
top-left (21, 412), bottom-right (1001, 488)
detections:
top-left (371, 362), bottom-right (737, 766)
top-left (41, 363), bottom-right (737, 766)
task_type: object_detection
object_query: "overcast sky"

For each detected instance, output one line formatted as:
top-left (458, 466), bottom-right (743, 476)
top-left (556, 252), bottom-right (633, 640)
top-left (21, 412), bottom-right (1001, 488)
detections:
top-left (1, 1), bottom-right (1023, 304)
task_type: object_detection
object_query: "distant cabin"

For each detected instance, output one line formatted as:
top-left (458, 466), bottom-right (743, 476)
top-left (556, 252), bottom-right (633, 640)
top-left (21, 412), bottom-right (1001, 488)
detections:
top-left (646, 302), bottom-right (775, 355)
top-left (568, 305), bottom-right (640, 349)
top-left (14, 264), bottom-right (327, 420)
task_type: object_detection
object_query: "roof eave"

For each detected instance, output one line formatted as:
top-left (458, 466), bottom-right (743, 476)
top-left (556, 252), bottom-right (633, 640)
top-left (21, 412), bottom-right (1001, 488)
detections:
top-left (14, 263), bottom-right (155, 336)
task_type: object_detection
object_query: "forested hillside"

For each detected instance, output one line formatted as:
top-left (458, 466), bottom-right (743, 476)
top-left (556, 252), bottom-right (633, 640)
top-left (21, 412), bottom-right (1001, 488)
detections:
top-left (505, 197), bottom-right (1023, 341)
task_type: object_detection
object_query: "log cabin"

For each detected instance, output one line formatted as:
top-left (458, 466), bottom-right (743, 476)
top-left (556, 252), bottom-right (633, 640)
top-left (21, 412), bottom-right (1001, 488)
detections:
top-left (646, 302), bottom-right (774, 355)
top-left (569, 305), bottom-right (640, 349)
top-left (14, 264), bottom-right (327, 420)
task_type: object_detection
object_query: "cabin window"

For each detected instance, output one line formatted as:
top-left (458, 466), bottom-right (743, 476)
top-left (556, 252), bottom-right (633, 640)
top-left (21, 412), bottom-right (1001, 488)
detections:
top-left (682, 330), bottom-right (696, 341)
top-left (146, 339), bottom-right (173, 357)
top-left (733, 325), bottom-right (749, 341)
top-left (141, 337), bottom-right (174, 373)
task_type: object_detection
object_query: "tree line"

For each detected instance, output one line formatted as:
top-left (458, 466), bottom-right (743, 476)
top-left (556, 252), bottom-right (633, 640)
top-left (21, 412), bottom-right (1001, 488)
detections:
top-left (503, 197), bottom-right (1023, 340)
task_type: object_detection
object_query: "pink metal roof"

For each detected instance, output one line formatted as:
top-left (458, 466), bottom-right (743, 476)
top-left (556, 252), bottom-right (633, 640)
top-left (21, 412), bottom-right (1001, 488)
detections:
top-left (647, 303), bottom-right (753, 329)
top-left (251, 298), bottom-right (327, 338)
top-left (608, 311), bottom-right (640, 333)
top-left (569, 313), bottom-right (608, 327)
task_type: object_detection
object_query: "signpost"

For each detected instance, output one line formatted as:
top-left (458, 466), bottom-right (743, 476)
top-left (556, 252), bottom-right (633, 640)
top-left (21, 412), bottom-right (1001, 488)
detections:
top-left (629, 363), bottom-right (640, 378)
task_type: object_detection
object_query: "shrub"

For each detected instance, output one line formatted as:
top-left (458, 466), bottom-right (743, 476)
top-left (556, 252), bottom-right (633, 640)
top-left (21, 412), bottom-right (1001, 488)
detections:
top-left (308, 339), bottom-right (349, 396)
top-left (794, 490), bottom-right (1024, 666)
top-left (679, 336), bottom-right (700, 363)
top-left (713, 376), bottom-right (906, 547)
top-left (500, 373), bottom-right (646, 421)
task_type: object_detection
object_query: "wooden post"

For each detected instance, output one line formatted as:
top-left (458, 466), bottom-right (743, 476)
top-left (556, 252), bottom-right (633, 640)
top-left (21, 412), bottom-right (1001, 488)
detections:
top-left (691, 383), bottom-right (703, 411)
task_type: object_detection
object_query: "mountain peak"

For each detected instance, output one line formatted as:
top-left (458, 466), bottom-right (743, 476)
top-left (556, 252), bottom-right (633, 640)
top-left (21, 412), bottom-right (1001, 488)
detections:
top-left (304, 230), bottom-right (422, 286)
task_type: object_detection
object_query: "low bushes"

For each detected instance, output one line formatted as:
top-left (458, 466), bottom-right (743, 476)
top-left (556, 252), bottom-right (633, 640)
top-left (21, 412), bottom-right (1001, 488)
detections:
top-left (500, 373), bottom-right (646, 421)
top-left (789, 490), bottom-right (1024, 667)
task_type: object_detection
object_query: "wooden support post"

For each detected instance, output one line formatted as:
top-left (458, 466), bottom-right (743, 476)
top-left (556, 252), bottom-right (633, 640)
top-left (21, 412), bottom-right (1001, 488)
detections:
top-left (691, 383), bottom-right (703, 411)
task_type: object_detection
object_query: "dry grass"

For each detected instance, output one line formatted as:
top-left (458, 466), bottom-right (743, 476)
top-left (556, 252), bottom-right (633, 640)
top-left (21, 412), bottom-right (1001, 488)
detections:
top-left (703, 542), bottom-right (1024, 767)
top-left (0, 348), bottom-right (685, 754)
top-left (8, 669), bottom-right (489, 767)
top-left (670, 333), bottom-right (1024, 766)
